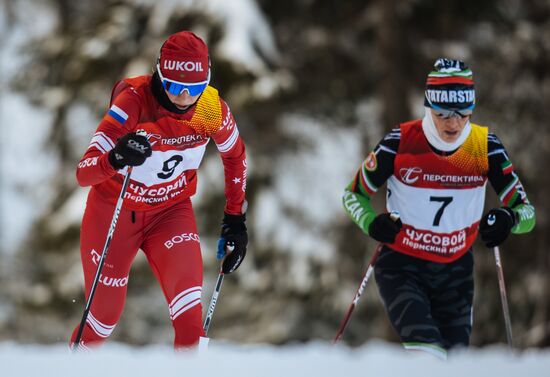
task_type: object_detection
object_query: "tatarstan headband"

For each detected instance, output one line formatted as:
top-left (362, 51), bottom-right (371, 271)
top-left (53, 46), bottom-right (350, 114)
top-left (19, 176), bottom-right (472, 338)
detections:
top-left (424, 58), bottom-right (475, 111)
top-left (424, 85), bottom-right (475, 110)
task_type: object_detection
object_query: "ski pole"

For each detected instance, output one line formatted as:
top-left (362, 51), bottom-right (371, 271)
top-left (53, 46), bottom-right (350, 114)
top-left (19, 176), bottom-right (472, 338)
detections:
top-left (198, 243), bottom-right (236, 352)
top-left (333, 211), bottom-right (400, 344)
top-left (493, 246), bottom-right (514, 349)
top-left (198, 270), bottom-right (223, 352)
top-left (203, 270), bottom-right (225, 336)
top-left (72, 166), bottom-right (133, 351)
top-left (203, 243), bottom-right (234, 336)
top-left (333, 243), bottom-right (383, 344)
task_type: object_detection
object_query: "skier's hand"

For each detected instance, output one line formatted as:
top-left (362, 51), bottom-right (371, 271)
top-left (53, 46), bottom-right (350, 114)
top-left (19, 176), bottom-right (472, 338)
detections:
top-left (479, 207), bottom-right (516, 248)
top-left (108, 132), bottom-right (152, 170)
top-left (368, 213), bottom-right (403, 243)
top-left (217, 213), bottom-right (247, 274)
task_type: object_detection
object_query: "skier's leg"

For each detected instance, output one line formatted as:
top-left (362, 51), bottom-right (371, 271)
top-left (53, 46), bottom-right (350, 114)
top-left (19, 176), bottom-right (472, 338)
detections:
top-left (70, 192), bottom-right (141, 350)
top-left (142, 199), bottom-right (204, 349)
top-left (431, 250), bottom-right (474, 350)
top-left (374, 247), bottom-right (447, 360)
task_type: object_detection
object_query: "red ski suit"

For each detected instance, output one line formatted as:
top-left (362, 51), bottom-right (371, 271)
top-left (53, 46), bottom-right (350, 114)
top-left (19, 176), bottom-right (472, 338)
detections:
top-left (71, 75), bottom-right (247, 350)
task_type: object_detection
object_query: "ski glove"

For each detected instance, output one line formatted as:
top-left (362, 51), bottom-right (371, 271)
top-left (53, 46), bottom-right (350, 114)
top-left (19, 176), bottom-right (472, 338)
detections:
top-left (217, 213), bottom-right (248, 274)
top-left (479, 207), bottom-right (516, 248)
top-left (368, 213), bottom-right (403, 243)
top-left (108, 132), bottom-right (152, 170)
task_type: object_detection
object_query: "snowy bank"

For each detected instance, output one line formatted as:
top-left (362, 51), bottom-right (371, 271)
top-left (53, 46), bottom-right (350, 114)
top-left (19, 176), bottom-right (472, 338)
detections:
top-left (1, 340), bottom-right (549, 377)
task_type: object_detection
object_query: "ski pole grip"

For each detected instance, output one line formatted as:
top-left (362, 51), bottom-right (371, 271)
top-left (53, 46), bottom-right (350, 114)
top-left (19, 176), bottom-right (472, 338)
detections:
top-left (135, 129), bottom-right (148, 137)
top-left (226, 242), bottom-right (235, 253)
top-left (389, 211), bottom-right (400, 222)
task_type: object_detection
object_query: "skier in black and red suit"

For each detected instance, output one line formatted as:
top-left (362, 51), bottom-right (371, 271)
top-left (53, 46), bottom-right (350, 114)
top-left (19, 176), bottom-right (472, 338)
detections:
top-left (343, 58), bottom-right (535, 359)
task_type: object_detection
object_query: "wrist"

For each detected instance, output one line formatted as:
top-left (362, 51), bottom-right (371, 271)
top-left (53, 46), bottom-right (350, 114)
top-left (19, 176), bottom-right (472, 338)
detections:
top-left (223, 212), bottom-right (246, 225)
top-left (361, 212), bottom-right (376, 235)
top-left (501, 207), bottom-right (517, 227)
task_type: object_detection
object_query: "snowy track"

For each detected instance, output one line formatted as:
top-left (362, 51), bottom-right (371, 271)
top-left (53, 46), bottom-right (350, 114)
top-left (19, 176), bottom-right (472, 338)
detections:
top-left (1, 341), bottom-right (549, 377)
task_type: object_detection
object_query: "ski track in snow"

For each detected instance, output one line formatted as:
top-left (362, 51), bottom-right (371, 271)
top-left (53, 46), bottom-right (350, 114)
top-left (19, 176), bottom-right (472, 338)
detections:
top-left (1, 341), bottom-right (549, 377)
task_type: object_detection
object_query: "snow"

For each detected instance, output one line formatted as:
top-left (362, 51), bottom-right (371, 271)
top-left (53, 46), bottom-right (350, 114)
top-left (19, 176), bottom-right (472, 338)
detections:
top-left (253, 113), bottom-right (362, 263)
top-left (135, 0), bottom-right (288, 103)
top-left (0, 0), bottom-right (59, 254)
top-left (0, 91), bottom-right (57, 253)
top-left (0, 341), bottom-right (549, 376)
top-left (133, 0), bottom-right (279, 74)
top-left (45, 188), bottom-right (88, 235)
top-left (206, 0), bottom-right (281, 74)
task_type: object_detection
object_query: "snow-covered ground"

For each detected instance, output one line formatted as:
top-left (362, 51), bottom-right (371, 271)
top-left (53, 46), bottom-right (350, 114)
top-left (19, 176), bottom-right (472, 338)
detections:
top-left (1, 341), bottom-right (549, 377)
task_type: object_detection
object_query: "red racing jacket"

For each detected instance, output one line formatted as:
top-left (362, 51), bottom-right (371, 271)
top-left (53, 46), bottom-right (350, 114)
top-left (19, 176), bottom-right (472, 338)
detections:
top-left (76, 75), bottom-right (247, 214)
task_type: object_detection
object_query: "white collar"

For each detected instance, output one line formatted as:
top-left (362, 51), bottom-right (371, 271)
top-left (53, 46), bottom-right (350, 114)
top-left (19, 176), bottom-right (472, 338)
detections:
top-left (421, 107), bottom-right (471, 152)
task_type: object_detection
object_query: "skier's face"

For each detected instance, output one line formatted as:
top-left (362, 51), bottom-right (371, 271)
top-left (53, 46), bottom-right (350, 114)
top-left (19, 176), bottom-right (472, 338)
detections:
top-left (165, 90), bottom-right (201, 110)
top-left (430, 109), bottom-right (470, 142)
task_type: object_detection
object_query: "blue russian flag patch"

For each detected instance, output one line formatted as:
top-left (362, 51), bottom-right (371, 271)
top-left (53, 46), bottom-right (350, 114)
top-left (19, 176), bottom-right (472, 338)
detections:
top-left (107, 104), bottom-right (129, 125)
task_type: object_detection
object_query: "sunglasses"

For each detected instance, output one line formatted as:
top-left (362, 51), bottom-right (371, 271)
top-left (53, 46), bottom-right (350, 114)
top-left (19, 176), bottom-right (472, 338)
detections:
top-left (433, 107), bottom-right (473, 119)
top-left (156, 64), bottom-right (210, 96)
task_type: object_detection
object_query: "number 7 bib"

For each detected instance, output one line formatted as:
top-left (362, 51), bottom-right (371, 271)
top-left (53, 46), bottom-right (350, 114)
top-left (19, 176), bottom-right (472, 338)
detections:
top-left (386, 120), bottom-right (489, 263)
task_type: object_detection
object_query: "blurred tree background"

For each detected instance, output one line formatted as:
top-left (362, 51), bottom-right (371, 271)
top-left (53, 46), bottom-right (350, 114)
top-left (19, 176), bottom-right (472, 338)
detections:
top-left (0, 0), bottom-right (548, 348)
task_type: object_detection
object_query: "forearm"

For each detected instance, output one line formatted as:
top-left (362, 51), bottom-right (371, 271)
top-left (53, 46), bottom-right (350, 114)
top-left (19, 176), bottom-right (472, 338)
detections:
top-left (343, 132), bottom-right (399, 234)
top-left (487, 133), bottom-right (535, 234)
top-left (76, 151), bottom-right (118, 187)
top-left (342, 189), bottom-right (377, 235)
top-left (220, 142), bottom-right (247, 214)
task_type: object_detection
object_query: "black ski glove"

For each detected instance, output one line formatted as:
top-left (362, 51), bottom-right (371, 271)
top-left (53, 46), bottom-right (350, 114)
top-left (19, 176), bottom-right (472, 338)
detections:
top-left (108, 132), bottom-right (152, 170)
top-left (479, 207), bottom-right (516, 248)
top-left (217, 213), bottom-right (248, 274)
top-left (368, 213), bottom-right (403, 243)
